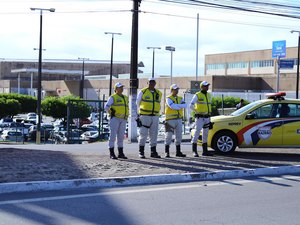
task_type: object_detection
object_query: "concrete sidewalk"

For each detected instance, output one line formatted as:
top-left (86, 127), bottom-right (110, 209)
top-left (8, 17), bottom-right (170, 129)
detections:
top-left (1, 140), bottom-right (300, 193)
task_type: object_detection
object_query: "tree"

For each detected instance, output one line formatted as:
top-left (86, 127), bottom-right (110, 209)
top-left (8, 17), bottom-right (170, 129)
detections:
top-left (0, 93), bottom-right (36, 113)
top-left (0, 98), bottom-right (21, 118)
top-left (41, 96), bottom-right (66, 120)
top-left (41, 95), bottom-right (91, 123)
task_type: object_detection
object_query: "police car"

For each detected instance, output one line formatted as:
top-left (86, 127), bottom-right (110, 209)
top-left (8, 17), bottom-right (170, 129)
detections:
top-left (192, 92), bottom-right (300, 154)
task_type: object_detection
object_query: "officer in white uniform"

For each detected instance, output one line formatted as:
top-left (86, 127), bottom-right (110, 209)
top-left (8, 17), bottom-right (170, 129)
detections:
top-left (189, 81), bottom-right (214, 156)
top-left (136, 77), bottom-right (162, 158)
top-left (105, 82), bottom-right (129, 159)
top-left (164, 84), bottom-right (187, 157)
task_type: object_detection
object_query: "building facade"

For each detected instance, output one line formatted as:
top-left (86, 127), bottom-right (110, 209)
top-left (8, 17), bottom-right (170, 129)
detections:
top-left (205, 47), bottom-right (298, 76)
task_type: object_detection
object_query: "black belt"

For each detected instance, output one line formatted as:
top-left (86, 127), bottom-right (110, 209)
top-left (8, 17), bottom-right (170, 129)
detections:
top-left (195, 114), bottom-right (210, 118)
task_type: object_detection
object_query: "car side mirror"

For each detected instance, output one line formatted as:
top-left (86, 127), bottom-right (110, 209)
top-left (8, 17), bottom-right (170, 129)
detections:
top-left (245, 113), bottom-right (255, 120)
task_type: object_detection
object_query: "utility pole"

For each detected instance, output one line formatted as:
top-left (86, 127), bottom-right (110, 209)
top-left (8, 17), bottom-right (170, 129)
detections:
top-left (128, 0), bottom-right (141, 142)
top-left (78, 57), bottom-right (89, 99)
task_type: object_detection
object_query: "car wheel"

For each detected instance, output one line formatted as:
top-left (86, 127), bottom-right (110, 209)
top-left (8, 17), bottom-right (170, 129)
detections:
top-left (212, 131), bottom-right (237, 154)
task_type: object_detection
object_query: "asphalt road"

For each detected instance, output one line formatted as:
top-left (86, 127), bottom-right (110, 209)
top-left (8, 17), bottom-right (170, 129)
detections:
top-left (0, 174), bottom-right (300, 225)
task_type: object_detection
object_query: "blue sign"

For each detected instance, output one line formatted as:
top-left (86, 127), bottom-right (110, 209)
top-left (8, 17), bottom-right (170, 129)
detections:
top-left (280, 59), bottom-right (294, 69)
top-left (272, 40), bottom-right (286, 58)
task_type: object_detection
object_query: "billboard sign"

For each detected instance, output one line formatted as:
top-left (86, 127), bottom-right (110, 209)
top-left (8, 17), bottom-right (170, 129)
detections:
top-left (272, 40), bottom-right (286, 58)
top-left (280, 59), bottom-right (294, 69)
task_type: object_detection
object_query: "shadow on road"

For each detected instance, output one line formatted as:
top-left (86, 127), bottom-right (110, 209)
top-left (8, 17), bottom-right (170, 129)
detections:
top-left (0, 147), bottom-right (138, 225)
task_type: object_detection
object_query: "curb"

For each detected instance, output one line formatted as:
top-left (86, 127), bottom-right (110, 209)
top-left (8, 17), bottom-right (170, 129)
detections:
top-left (1, 165), bottom-right (300, 194)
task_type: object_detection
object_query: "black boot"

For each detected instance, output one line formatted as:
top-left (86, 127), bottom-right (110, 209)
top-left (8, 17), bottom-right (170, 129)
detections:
top-left (150, 146), bottom-right (161, 158)
top-left (202, 143), bottom-right (213, 156)
top-left (192, 143), bottom-right (199, 157)
top-left (139, 146), bottom-right (145, 159)
top-left (165, 145), bottom-right (170, 158)
top-left (118, 147), bottom-right (127, 159)
top-left (176, 145), bottom-right (186, 157)
top-left (109, 148), bottom-right (117, 159)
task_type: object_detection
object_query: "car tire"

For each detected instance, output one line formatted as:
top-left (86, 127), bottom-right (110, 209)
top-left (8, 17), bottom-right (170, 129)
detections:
top-left (212, 131), bottom-right (237, 154)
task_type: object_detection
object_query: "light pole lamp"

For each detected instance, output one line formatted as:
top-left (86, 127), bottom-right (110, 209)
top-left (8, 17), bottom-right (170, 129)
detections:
top-left (78, 57), bottom-right (89, 99)
top-left (165, 46), bottom-right (175, 84)
top-left (30, 7), bottom-right (55, 144)
top-left (105, 32), bottom-right (122, 96)
top-left (291, 30), bottom-right (300, 99)
top-left (147, 47), bottom-right (161, 78)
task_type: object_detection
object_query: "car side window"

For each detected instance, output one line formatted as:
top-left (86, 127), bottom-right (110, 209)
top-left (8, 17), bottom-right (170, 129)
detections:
top-left (277, 103), bottom-right (290, 118)
top-left (284, 104), bottom-right (300, 117)
top-left (249, 104), bottom-right (278, 119)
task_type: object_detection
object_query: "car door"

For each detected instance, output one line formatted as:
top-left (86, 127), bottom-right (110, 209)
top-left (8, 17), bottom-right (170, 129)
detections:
top-left (281, 103), bottom-right (300, 146)
top-left (241, 103), bottom-right (283, 146)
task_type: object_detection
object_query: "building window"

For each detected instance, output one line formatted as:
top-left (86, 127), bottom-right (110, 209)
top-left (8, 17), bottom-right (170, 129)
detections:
top-left (227, 62), bottom-right (248, 69)
top-left (207, 63), bottom-right (226, 70)
top-left (250, 60), bottom-right (274, 68)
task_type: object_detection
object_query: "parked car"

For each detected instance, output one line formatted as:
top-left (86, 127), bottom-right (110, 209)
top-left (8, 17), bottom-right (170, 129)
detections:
top-left (1, 130), bottom-right (24, 142)
top-left (28, 125), bottom-right (49, 141)
top-left (27, 112), bottom-right (37, 117)
top-left (191, 92), bottom-right (300, 154)
top-left (8, 122), bottom-right (30, 141)
top-left (81, 130), bottom-right (99, 142)
top-left (0, 117), bottom-right (13, 124)
top-left (66, 129), bottom-right (83, 144)
top-left (26, 116), bottom-right (37, 125)
top-left (41, 123), bottom-right (54, 131)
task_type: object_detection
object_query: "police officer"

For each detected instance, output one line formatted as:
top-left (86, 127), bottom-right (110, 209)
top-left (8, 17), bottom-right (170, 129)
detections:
top-left (164, 84), bottom-right (187, 157)
top-left (104, 82), bottom-right (129, 159)
top-left (189, 81), bottom-right (214, 156)
top-left (136, 77), bottom-right (162, 158)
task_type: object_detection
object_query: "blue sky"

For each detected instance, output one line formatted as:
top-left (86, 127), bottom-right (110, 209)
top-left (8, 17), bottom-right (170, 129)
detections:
top-left (1, 0), bottom-right (300, 77)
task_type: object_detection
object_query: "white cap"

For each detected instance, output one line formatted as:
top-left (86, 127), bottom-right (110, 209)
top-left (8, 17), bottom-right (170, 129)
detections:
top-left (170, 84), bottom-right (179, 90)
top-left (114, 82), bottom-right (124, 89)
top-left (200, 81), bottom-right (210, 87)
top-left (148, 77), bottom-right (156, 82)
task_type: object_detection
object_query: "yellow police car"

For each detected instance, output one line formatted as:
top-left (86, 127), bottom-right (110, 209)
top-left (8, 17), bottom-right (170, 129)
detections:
top-left (192, 92), bottom-right (300, 154)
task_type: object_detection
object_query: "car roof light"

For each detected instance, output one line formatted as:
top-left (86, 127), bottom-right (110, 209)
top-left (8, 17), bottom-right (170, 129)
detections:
top-left (265, 92), bottom-right (286, 100)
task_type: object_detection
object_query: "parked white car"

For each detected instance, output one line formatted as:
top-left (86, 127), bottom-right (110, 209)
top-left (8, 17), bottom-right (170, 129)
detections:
top-left (1, 130), bottom-right (24, 142)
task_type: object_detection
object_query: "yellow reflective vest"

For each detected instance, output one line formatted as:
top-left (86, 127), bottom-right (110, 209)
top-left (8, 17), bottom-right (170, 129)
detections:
top-left (165, 95), bottom-right (184, 120)
top-left (139, 88), bottom-right (162, 116)
top-left (194, 91), bottom-right (212, 115)
top-left (110, 93), bottom-right (129, 119)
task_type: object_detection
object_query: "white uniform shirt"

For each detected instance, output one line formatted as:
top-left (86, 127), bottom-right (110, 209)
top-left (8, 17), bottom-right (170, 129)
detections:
top-left (189, 94), bottom-right (199, 111)
top-left (104, 96), bottom-right (114, 113)
top-left (166, 96), bottom-right (187, 110)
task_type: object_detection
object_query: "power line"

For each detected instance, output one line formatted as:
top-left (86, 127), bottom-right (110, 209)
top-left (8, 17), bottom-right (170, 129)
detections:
top-left (154, 0), bottom-right (300, 19)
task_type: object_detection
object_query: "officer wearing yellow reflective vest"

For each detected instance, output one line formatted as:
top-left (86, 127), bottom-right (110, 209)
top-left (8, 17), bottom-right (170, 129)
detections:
top-left (189, 81), bottom-right (214, 156)
top-left (136, 77), bottom-right (162, 158)
top-left (104, 82), bottom-right (129, 159)
top-left (164, 84), bottom-right (187, 157)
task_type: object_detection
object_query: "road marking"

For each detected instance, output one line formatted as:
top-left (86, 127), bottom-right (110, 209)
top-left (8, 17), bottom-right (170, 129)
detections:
top-left (0, 175), bottom-right (299, 206)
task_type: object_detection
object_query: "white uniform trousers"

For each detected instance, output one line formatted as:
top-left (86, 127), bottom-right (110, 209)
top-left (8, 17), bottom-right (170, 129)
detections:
top-left (138, 115), bottom-right (159, 147)
top-left (191, 117), bottom-right (210, 144)
top-left (108, 117), bottom-right (127, 148)
top-left (164, 118), bottom-right (182, 146)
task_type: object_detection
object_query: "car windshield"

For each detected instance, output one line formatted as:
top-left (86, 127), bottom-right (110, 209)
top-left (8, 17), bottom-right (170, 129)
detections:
top-left (230, 101), bottom-right (262, 116)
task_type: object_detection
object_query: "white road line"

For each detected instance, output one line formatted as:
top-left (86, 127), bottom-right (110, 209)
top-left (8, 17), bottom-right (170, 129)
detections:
top-left (0, 175), bottom-right (299, 206)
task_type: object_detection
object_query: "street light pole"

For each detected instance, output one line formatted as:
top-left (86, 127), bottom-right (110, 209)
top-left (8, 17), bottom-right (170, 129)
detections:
top-left (78, 57), bottom-right (89, 99)
top-left (30, 7), bottom-right (55, 144)
top-left (105, 32), bottom-right (122, 96)
top-left (165, 46), bottom-right (175, 85)
top-left (33, 48), bottom-right (46, 97)
top-left (291, 30), bottom-right (300, 99)
top-left (147, 47), bottom-right (161, 78)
